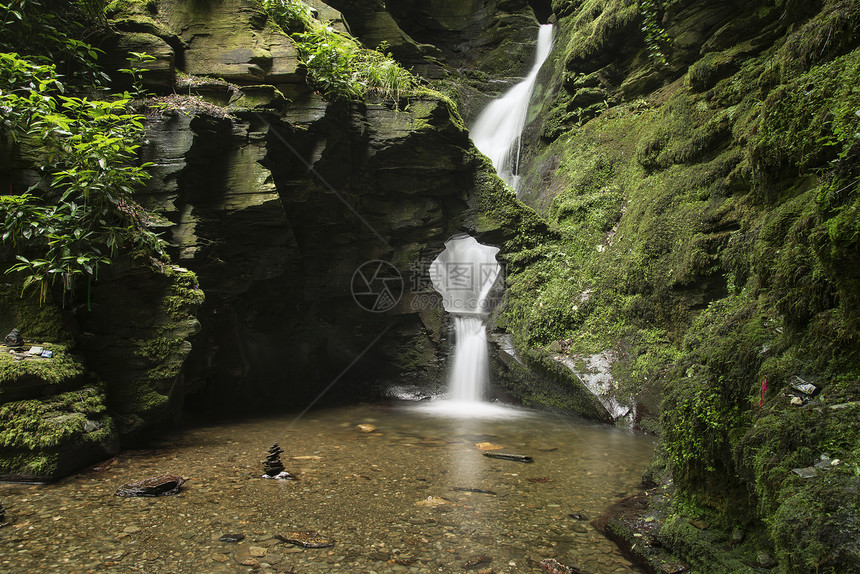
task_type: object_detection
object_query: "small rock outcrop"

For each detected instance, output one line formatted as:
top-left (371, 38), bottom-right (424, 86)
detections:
top-left (3, 329), bottom-right (22, 348)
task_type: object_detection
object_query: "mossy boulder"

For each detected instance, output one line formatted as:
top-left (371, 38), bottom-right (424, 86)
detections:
top-left (0, 386), bottom-right (117, 481)
top-left (154, 0), bottom-right (302, 84)
top-left (0, 285), bottom-right (120, 481)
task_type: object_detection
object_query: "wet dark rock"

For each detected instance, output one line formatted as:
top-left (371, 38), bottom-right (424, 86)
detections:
top-left (462, 554), bottom-right (492, 569)
top-left (115, 474), bottom-right (186, 497)
top-left (3, 328), bottom-right (23, 347)
top-left (568, 512), bottom-right (588, 521)
top-left (219, 533), bottom-right (245, 543)
top-left (599, 490), bottom-right (689, 574)
top-left (277, 530), bottom-right (334, 548)
top-left (262, 443), bottom-right (285, 477)
top-left (453, 487), bottom-right (497, 495)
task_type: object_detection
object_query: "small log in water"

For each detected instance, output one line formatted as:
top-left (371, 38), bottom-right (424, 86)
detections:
top-left (482, 452), bottom-right (533, 463)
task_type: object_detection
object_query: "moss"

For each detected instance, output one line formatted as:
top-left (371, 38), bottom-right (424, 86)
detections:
top-left (507, 1), bottom-right (860, 570)
top-left (768, 470), bottom-right (860, 572)
top-left (0, 344), bottom-right (84, 387)
top-left (688, 50), bottom-right (740, 93)
top-left (558, 0), bottom-right (639, 66)
top-left (658, 514), bottom-right (759, 573)
top-left (116, 265), bottom-right (202, 418)
top-left (0, 451), bottom-right (58, 478)
top-left (0, 386), bottom-right (110, 449)
top-left (0, 283), bottom-right (72, 343)
top-left (751, 50), bottom-right (860, 201)
top-left (162, 265), bottom-right (205, 320)
top-left (105, 0), bottom-right (157, 18)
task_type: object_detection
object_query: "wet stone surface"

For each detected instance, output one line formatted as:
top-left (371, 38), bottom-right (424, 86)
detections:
top-left (0, 402), bottom-right (654, 573)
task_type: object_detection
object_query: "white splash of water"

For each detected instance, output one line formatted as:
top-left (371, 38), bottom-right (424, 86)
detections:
top-left (449, 315), bottom-right (489, 402)
top-left (428, 235), bottom-right (501, 409)
top-left (470, 24), bottom-right (553, 191)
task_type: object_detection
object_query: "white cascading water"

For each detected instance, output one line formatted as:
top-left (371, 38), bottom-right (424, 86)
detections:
top-left (429, 235), bottom-right (501, 407)
top-left (470, 24), bottom-right (553, 191)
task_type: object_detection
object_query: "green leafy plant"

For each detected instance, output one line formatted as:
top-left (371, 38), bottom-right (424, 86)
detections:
top-left (638, 0), bottom-right (679, 66)
top-left (260, 0), bottom-right (312, 33)
top-left (0, 0), bottom-right (109, 89)
top-left (260, 0), bottom-right (416, 103)
top-left (0, 53), bottom-right (165, 305)
top-left (118, 51), bottom-right (156, 99)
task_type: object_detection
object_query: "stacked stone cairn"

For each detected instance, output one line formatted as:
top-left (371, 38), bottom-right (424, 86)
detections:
top-left (262, 443), bottom-right (292, 479)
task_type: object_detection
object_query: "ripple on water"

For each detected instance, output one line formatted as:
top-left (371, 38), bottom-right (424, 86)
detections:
top-left (0, 402), bottom-right (653, 573)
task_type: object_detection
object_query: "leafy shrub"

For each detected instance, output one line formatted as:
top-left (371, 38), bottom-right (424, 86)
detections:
top-left (0, 53), bottom-right (164, 304)
top-left (260, 0), bottom-right (416, 103)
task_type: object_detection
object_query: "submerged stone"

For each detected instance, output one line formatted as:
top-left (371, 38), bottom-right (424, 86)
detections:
top-left (277, 530), bottom-right (334, 548)
top-left (115, 474), bottom-right (186, 497)
top-left (462, 554), bottom-right (492, 569)
top-left (538, 558), bottom-right (573, 574)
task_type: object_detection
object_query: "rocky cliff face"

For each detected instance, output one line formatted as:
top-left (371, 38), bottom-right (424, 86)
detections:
top-left (0, 0), bottom-right (562, 479)
top-left (95, 0), bottom-right (549, 417)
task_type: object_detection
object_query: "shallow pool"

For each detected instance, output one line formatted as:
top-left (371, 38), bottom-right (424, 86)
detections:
top-left (0, 402), bottom-right (655, 573)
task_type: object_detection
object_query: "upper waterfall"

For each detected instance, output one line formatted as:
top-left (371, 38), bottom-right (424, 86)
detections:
top-left (470, 24), bottom-right (553, 192)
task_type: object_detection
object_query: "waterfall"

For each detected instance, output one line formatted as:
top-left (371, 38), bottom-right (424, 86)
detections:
top-left (470, 24), bottom-right (553, 192)
top-left (429, 235), bottom-right (501, 405)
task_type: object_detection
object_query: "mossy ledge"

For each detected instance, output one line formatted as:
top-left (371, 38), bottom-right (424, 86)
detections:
top-left (0, 262), bottom-right (203, 480)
